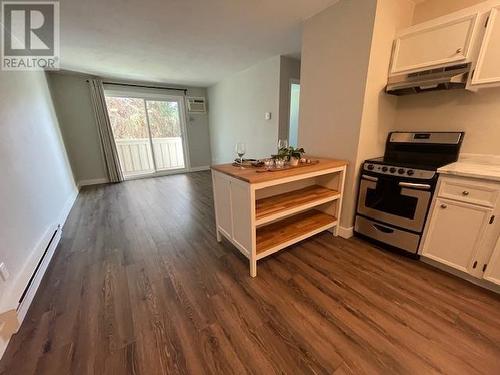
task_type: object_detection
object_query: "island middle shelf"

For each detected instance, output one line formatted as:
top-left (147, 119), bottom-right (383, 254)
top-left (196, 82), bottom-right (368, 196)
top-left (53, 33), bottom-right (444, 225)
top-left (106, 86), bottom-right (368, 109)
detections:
top-left (255, 185), bottom-right (340, 226)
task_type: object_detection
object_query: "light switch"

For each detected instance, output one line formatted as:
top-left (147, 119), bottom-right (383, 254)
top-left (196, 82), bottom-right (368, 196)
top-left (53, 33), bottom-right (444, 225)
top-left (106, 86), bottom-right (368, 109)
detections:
top-left (264, 112), bottom-right (272, 120)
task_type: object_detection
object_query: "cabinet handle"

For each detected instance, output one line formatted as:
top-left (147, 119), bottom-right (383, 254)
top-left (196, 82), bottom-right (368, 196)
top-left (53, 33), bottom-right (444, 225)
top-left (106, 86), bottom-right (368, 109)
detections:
top-left (462, 191), bottom-right (469, 196)
top-left (456, 48), bottom-right (462, 54)
top-left (440, 204), bottom-right (447, 209)
top-left (473, 261), bottom-right (478, 269)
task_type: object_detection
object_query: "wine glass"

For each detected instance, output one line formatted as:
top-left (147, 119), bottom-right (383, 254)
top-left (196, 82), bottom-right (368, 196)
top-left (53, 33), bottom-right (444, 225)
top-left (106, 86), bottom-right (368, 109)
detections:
top-left (235, 142), bottom-right (246, 164)
top-left (277, 139), bottom-right (288, 153)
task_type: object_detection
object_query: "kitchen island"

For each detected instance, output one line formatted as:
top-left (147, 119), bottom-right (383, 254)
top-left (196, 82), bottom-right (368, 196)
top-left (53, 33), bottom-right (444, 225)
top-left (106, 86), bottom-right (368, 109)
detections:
top-left (211, 158), bottom-right (347, 277)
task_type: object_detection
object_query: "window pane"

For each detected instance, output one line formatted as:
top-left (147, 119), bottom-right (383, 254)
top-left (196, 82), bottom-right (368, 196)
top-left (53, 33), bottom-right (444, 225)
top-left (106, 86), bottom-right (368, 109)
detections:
top-left (146, 100), bottom-right (185, 170)
top-left (105, 97), bottom-right (149, 139)
top-left (146, 100), bottom-right (181, 137)
top-left (105, 96), bottom-right (154, 177)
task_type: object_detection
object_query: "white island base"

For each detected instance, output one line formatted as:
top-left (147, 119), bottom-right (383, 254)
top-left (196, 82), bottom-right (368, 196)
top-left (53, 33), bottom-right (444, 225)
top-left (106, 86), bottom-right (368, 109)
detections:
top-left (211, 158), bottom-right (347, 277)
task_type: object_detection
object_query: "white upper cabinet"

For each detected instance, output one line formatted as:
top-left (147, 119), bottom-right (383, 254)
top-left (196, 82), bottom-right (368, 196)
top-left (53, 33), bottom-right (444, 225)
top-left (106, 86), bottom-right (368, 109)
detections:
top-left (484, 235), bottom-right (500, 286)
top-left (390, 14), bottom-right (479, 75)
top-left (471, 6), bottom-right (500, 87)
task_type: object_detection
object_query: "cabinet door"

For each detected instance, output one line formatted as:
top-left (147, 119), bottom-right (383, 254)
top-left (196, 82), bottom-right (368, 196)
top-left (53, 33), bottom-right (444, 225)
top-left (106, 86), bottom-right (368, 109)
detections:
top-left (391, 14), bottom-right (478, 74)
top-left (471, 7), bottom-right (500, 87)
top-left (212, 172), bottom-right (233, 239)
top-left (483, 235), bottom-right (500, 286)
top-left (422, 198), bottom-right (492, 273)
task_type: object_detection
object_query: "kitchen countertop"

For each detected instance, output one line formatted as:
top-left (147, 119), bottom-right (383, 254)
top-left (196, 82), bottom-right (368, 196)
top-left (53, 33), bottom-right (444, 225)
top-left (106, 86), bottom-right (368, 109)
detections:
top-left (438, 154), bottom-right (500, 182)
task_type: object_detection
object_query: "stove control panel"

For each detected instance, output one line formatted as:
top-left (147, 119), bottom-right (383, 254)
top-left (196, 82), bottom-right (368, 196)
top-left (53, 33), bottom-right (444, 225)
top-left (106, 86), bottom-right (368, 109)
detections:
top-left (363, 163), bottom-right (436, 180)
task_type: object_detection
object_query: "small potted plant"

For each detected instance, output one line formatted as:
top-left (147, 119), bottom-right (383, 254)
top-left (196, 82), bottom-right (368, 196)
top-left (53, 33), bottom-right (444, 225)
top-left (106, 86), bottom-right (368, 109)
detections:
top-left (288, 147), bottom-right (305, 166)
top-left (275, 146), bottom-right (305, 166)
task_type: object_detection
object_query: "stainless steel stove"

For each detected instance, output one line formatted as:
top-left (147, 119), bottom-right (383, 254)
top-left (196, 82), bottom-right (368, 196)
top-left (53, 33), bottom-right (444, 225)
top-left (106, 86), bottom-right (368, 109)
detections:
top-left (355, 131), bottom-right (464, 255)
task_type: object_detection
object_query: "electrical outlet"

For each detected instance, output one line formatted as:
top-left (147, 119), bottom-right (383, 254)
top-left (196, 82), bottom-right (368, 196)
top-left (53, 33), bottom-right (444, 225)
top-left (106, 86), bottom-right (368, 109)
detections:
top-left (0, 262), bottom-right (10, 281)
top-left (264, 112), bottom-right (272, 120)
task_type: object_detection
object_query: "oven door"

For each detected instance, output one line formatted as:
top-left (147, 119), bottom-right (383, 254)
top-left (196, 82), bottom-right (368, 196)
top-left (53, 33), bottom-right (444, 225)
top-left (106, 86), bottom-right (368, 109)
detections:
top-left (357, 174), bottom-right (432, 232)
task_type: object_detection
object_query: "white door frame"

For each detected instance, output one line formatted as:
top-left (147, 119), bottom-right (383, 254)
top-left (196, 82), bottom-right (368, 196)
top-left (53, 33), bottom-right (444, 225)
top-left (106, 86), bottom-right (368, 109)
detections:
top-left (287, 79), bottom-right (300, 145)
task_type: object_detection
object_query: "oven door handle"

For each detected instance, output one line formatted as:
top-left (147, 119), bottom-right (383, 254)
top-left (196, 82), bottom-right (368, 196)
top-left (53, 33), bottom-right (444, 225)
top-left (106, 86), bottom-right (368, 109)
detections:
top-left (398, 181), bottom-right (431, 190)
top-left (362, 175), bottom-right (378, 182)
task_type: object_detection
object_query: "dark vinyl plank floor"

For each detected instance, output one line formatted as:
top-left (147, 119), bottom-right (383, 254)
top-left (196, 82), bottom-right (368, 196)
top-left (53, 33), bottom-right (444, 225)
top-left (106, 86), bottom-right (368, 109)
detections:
top-left (1, 171), bottom-right (500, 374)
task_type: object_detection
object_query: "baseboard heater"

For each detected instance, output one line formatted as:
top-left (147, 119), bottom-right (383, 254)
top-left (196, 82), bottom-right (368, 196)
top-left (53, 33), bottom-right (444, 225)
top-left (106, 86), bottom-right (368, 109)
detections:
top-left (17, 225), bottom-right (60, 310)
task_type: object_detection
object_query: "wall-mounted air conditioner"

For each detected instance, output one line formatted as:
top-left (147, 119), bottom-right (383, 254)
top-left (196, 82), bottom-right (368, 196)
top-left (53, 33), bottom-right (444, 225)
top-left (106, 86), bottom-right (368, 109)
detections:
top-left (187, 97), bottom-right (207, 113)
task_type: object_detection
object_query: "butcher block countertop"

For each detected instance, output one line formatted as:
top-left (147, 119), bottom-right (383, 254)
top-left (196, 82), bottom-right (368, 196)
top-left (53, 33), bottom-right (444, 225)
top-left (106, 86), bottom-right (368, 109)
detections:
top-left (211, 157), bottom-right (348, 184)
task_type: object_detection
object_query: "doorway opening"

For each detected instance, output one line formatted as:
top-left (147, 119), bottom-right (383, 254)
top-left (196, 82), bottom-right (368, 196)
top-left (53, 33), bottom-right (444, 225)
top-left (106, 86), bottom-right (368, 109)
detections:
top-left (288, 80), bottom-right (300, 147)
top-left (104, 92), bottom-right (189, 179)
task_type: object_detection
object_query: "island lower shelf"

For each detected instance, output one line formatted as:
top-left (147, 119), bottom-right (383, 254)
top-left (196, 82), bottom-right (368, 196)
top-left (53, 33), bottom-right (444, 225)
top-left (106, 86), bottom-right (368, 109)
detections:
top-left (256, 210), bottom-right (337, 260)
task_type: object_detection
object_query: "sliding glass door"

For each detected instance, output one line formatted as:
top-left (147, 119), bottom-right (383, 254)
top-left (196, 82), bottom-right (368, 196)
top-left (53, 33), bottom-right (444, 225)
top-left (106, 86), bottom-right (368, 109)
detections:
top-left (105, 94), bottom-right (188, 179)
top-left (146, 100), bottom-right (185, 171)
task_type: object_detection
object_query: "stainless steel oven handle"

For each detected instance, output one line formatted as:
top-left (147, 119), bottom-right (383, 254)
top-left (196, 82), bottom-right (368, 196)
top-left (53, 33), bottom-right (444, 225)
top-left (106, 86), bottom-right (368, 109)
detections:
top-left (362, 175), bottom-right (378, 182)
top-left (398, 181), bottom-right (431, 190)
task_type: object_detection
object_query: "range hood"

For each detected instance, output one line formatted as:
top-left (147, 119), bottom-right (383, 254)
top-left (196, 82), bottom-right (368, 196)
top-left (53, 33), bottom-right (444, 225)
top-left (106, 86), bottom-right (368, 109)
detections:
top-left (386, 63), bottom-right (471, 96)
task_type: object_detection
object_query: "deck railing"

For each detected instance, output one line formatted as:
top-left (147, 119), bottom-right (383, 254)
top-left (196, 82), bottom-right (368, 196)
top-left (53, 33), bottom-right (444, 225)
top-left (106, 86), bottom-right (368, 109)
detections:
top-left (115, 137), bottom-right (185, 177)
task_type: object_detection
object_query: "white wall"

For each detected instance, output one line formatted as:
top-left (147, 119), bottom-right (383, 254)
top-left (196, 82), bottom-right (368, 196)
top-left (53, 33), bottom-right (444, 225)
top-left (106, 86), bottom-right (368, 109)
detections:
top-left (298, 0), bottom-right (377, 229)
top-left (298, 0), bottom-right (415, 229)
top-left (394, 0), bottom-right (500, 155)
top-left (395, 88), bottom-right (500, 154)
top-left (48, 72), bottom-right (212, 186)
top-left (413, 0), bottom-right (486, 23)
top-left (0, 71), bottom-right (77, 355)
top-left (47, 73), bottom-right (108, 185)
top-left (355, 0), bottom-right (415, 178)
top-left (183, 87), bottom-right (212, 168)
top-left (208, 56), bottom-right (281, 164)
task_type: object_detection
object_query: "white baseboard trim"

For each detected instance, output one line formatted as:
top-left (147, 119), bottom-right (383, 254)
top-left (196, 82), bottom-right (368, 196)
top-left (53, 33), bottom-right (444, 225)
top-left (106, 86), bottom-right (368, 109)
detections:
top-left (338, 226), bottom-right (354, 239)
top-left (59, 188), bottom-right (78, 225)
top-left (0, 189), bottom-right (79, 360)
top-left (77, 177), bottom-right (109, 188)
top-left (16, 229), bottom-right (62, 323)
top-left (189, 165), bottom-right (210, 172)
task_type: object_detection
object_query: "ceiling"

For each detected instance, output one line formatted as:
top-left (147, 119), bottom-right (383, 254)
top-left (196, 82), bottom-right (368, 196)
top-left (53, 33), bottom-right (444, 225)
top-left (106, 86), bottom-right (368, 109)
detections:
top-left (58, 0), bottom-right (339, 87)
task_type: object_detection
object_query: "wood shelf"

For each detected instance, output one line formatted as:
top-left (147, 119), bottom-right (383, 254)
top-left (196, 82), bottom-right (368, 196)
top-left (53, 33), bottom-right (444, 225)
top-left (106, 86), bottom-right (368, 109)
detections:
top-left (256, 210), bottom-right (336, 260)
top-left (255, 185), bottom-right (340, 226)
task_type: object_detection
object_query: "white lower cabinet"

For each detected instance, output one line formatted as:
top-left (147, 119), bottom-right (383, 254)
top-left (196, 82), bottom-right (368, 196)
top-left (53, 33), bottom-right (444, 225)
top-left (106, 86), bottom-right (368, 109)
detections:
top-left (422, 198), bottom-right (492, 273)
top-left (484, 236), bottom-right (500, 286)
top-left (421, 175), bottom-right (500, 287)
top-left (212, 171), bottom-right (233, 240)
